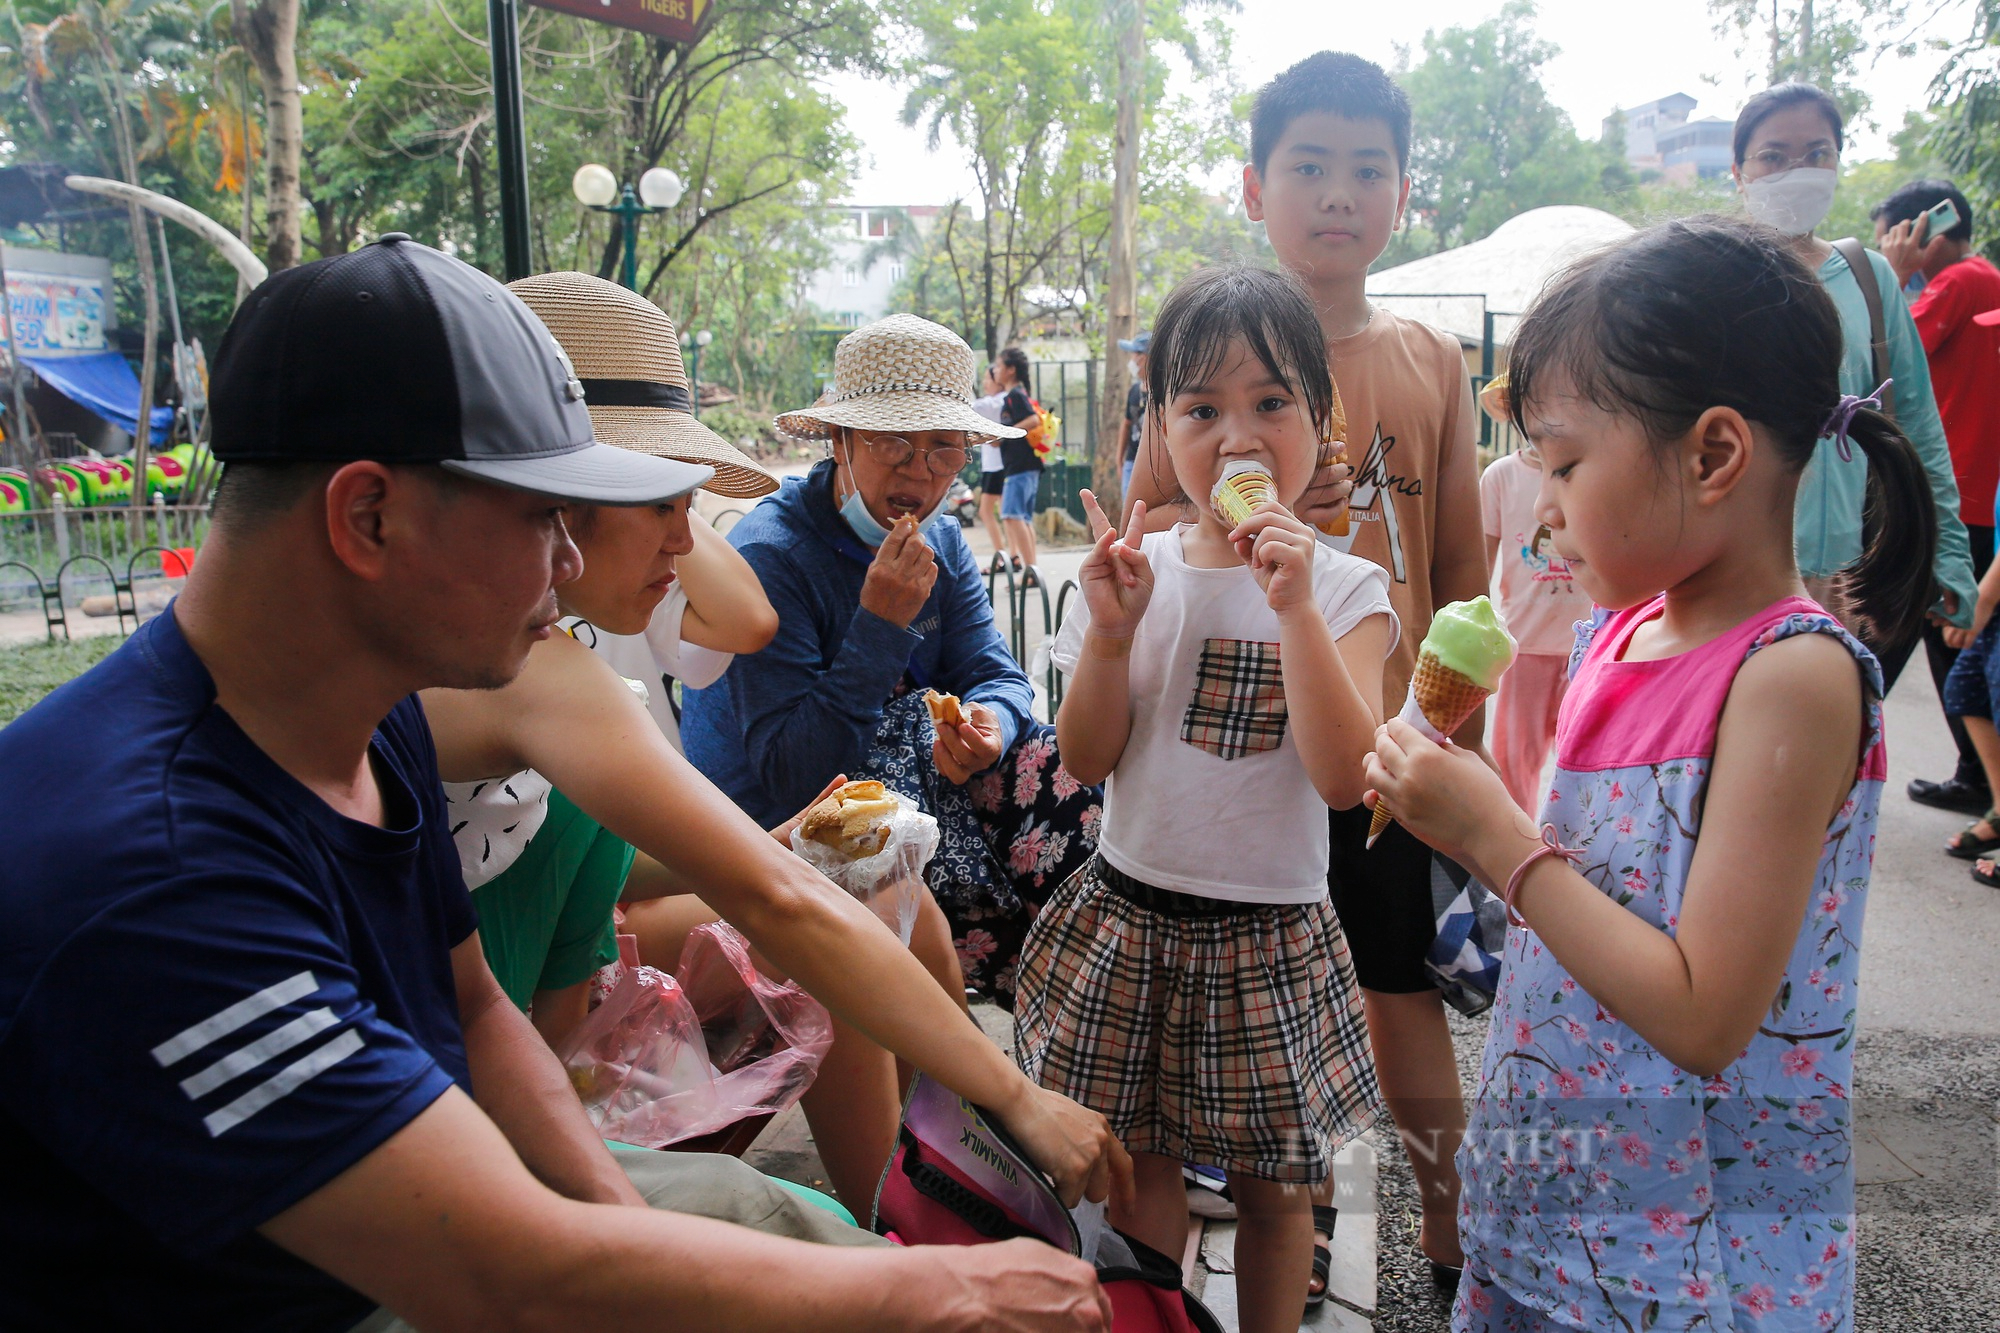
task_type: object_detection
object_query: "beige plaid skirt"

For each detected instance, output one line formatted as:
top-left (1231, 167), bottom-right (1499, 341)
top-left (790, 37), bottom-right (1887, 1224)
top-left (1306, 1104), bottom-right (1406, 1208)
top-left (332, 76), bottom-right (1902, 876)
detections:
top-left (1013, 856), bottom-right (1381, 1183)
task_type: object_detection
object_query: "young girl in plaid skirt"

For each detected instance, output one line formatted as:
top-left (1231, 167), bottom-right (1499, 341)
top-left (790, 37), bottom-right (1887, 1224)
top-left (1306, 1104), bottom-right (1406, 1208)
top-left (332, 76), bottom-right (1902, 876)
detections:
top-left (1015, 265), bottom-right (1394, 1333)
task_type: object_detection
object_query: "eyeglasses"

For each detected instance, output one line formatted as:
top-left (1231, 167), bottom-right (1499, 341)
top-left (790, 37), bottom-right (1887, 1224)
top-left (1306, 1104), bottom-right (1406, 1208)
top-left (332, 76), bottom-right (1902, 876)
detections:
top-left (850, 434), bottom-right (969, 477)
top-left (1748, 146), bottom-right (1838, 173)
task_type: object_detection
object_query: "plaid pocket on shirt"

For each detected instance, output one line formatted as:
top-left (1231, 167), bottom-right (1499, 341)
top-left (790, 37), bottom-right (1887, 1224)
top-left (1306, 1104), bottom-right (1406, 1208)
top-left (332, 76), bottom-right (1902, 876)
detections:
top-left (1180, 638), bottom-right (1288, 760)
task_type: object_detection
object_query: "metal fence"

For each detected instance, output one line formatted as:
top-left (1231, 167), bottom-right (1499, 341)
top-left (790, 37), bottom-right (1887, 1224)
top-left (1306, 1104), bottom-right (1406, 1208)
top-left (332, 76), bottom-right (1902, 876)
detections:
top-left (1027, 360), bottom-right (1100, 456)
top-left (0, 499), bottom-right (209, 626)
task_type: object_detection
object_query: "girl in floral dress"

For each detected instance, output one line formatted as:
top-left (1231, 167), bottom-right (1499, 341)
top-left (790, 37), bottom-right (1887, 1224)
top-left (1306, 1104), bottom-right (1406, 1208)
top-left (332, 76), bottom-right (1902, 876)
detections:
top-left (1018, 266), bottom-right (1394, 1333)
top-left (1365, 217), bottom-right (1938, 1333)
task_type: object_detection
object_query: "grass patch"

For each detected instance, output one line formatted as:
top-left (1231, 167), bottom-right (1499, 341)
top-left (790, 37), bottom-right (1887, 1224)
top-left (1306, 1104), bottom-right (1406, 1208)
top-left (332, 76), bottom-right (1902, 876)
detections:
top-left (0, 634), bottom-right (124, 724)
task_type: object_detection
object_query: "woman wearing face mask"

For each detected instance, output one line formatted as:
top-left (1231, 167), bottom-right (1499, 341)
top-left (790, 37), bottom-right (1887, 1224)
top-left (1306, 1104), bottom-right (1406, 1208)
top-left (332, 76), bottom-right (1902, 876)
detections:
top-left (682, 315), bottom-right (1103, 1009)
top-left (1733, 82), bottom-right (1976, 682)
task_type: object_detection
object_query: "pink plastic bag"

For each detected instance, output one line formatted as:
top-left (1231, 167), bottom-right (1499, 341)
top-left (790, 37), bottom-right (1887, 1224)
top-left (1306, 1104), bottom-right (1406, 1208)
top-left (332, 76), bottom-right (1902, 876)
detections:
top-left (558, 922), bottom-right (832, 1148)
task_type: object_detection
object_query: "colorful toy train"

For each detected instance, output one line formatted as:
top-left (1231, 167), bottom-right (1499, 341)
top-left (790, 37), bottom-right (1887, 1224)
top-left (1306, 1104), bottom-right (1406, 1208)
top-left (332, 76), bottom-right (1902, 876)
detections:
top-left (5, 444), bottom-right (205, 512)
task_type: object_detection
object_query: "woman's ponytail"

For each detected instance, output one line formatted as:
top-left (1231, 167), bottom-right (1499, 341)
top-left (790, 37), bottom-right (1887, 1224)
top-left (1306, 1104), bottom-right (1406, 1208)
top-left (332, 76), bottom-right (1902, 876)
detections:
top-left (1843, 406), bottom-right (1937, 654)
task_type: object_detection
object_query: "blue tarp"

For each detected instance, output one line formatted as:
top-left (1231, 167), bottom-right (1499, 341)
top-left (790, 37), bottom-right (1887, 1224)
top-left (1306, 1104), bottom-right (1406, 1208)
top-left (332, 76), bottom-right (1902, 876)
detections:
top-left (21, 350), bottom-right (173, 444)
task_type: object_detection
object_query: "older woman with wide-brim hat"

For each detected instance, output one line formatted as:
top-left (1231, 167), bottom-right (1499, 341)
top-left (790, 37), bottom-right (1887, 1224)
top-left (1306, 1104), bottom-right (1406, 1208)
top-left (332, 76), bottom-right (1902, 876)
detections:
top-left (682, 315), bottom-right (1103, 1008)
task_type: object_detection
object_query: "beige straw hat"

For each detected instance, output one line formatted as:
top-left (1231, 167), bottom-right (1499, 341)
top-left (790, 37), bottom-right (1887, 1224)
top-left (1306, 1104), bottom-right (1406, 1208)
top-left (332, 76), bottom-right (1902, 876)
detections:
top-left (774, 314), bottom-right (1025, 443)
top-left (508, 271), bottom-right (778, 499)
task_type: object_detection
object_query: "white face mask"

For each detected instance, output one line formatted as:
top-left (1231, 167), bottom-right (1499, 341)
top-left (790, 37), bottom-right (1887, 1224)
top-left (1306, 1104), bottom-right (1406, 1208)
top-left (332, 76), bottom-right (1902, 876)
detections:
top-left (1126, 359), bottom-right (1139, 377)
top-left (1742, 167), bottom-right (1838, 237)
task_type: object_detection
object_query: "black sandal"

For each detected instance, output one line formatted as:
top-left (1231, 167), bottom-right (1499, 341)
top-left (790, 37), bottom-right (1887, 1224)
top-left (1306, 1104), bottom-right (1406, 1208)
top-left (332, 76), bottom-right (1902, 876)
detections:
top-left (1306, 1204), bottom-right (1337, 1308)
top-left (1430, 1258), bottom-right (1464, 1293)
top-left (1973, 857), bottom-right (2000, 888)
top-left (1946, 810), bottom-right (2000, 860)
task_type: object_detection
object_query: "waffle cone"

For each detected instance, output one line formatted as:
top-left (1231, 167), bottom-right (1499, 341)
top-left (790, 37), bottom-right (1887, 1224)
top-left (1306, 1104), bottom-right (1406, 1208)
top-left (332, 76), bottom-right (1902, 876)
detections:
top-left (1317, 384), bottom-right (1352, 537)
top-left (1367, 651), bottom-right (1493, 846)
top-left (1213, 471), bottom-right (1275, 527)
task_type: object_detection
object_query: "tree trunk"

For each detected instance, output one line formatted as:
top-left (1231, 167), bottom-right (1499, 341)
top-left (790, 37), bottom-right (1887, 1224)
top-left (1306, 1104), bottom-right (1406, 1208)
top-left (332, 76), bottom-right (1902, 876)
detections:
top-left (233, 0), bottom-right (304, 272)
top-left (87, 34), bottom-right (162, 537)
top-left (1798, 0), bottom-right (1814, 69)
top-left (1094, 0), bottom-right (1144, 505)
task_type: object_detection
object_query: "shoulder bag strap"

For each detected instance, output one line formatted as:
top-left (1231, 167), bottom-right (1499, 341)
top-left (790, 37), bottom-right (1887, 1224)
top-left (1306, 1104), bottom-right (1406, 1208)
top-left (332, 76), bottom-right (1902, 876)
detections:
top-left (1831, 237), bottom-right (1897, 420)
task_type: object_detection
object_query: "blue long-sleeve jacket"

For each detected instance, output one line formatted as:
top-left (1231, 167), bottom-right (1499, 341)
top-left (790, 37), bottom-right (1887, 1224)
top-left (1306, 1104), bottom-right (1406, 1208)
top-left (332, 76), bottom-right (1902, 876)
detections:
top-left (682, 460), bottom-right (1034, 826)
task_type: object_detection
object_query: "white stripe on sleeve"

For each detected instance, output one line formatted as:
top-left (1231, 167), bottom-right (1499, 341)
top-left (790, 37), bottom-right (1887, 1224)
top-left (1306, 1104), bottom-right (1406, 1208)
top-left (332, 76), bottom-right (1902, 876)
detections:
top-left (178, 1007), bottom-right (341, 1100)
top-left (202, 1028), bottom-right (365, 1138)
top-left (150, 971), bottom-right (319, 1068)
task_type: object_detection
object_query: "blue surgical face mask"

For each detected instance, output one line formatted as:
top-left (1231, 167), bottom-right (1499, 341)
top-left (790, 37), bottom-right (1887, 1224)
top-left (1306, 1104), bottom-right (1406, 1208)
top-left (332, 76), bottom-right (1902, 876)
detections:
top-left (839, 485), bottom-right (894, 546)
top-left (834, 439), bottom-right (951, 546)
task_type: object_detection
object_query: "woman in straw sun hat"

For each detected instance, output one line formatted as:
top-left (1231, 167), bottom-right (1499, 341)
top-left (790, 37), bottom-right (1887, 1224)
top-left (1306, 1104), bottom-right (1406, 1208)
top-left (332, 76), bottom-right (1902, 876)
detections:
top-left (420, 282), bottom-right (1127, 1215)
top-left (518, 270), bottom-right (780, 752)
top-left (682, 313), bottom-right (1104, 1011)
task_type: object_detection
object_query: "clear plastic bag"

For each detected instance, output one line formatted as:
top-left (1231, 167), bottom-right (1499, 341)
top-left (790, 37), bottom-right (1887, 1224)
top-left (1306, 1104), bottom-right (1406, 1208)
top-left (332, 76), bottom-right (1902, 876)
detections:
top-left (790, 803), bottom-right (938, 945)
top-left (557, 922), bottom-right (832, 1148)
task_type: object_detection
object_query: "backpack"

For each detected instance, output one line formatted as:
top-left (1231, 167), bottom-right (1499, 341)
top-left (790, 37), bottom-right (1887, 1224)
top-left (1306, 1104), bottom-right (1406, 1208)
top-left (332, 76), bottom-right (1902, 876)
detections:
top-left (873, 1074), bottom-right (1223, 1333)
top-left (1023, 400), bottom-right (1059, 459)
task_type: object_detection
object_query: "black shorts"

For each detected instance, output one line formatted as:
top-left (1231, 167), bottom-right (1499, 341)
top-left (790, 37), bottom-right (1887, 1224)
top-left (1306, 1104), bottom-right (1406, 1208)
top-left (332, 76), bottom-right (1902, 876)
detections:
top-left (1325, 803), bottom-right (1439, 995)
top-left (980, 469), bottom-right (1007, 497)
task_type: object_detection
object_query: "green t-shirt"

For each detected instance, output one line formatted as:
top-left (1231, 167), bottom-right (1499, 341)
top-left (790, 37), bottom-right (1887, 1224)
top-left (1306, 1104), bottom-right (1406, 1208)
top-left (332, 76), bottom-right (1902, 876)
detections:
top-left (470, 785), bottom-right (635, 1010)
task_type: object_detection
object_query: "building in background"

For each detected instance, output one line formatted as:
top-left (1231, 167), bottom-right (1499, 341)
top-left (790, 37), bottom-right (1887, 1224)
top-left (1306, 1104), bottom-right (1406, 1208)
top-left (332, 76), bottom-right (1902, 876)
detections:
top-left (1656, 117), bottom-right (1734, 180)
top-left (1602, 93), bottom-right (1698, 174)
top-left (800, 205), bottom-right (942, 328)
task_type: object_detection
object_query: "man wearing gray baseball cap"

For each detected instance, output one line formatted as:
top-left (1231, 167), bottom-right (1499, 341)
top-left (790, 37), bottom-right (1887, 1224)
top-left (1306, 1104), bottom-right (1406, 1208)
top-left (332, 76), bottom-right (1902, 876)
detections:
top-left (0, 237), bottom-right (1117, 1333)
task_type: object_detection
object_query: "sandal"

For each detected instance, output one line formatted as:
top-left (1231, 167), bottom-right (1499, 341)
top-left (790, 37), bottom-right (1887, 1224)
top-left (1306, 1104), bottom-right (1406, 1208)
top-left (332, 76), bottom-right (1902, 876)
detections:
top-left (1973, 857), bottom-right (2000, 888)
top-left (1430, 1258), bottom-right (1464, 1293)
top-left (1306, 1204), bottom-right (1337, 1308)
top-left (1946, 810), bottom-right (2000, 860)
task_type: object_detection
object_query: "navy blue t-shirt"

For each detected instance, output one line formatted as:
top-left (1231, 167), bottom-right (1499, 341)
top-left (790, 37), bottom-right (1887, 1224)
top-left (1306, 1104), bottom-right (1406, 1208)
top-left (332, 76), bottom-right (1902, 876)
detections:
top-left (0, 607), bottom-right (476, 1331)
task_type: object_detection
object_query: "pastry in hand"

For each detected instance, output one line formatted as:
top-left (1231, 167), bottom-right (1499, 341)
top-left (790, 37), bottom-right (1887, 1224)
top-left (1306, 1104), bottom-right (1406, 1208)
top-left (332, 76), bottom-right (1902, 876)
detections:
top-left (799, 779), bottom-right (900, 858)
top-left (924, 689), bottom-right (965, 729)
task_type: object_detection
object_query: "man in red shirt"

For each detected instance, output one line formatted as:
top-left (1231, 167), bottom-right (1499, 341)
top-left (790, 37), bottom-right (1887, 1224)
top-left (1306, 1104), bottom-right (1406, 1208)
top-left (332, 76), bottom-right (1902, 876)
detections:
top-left (1876, 180), bottom-right (2000, 813)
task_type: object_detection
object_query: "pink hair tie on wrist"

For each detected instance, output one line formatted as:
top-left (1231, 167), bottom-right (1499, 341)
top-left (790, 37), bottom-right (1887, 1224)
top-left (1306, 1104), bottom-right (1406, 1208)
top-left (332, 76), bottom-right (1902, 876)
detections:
top-left (1502, 825), bottom-right (1585, 927)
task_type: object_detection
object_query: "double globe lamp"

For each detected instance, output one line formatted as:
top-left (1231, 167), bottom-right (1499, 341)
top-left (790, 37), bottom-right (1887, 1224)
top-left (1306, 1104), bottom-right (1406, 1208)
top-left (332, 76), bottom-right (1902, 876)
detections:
top-left (572, 163), bottom-right (684, 291)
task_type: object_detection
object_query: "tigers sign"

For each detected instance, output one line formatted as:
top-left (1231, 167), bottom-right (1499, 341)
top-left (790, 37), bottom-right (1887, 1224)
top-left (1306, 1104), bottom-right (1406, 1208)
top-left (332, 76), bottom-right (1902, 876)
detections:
top-left (525, 0), bottom-right (714, 45)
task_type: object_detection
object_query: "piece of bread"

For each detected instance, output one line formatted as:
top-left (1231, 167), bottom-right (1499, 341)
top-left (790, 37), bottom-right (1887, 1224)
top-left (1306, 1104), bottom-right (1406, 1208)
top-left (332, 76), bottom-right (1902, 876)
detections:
top-left (924, 689), bottom-right (964, 728)
top-left (799, 779), bottom-right (900, 858)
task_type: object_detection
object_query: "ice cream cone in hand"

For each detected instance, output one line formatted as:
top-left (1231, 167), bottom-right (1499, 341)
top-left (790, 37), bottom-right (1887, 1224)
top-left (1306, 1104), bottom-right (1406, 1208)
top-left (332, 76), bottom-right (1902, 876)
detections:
top-left (1368, 596), bottom-right (1517, 848)
top-left (1211, 460), bottom-right (1278, 527)
top-left (1318, 379), bottom-right (1352, 537)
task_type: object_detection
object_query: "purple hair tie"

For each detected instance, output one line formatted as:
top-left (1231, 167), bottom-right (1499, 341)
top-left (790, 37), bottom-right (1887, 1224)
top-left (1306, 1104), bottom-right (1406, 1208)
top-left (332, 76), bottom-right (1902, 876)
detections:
top-left (1819, 379), bottom-right (1892, 462)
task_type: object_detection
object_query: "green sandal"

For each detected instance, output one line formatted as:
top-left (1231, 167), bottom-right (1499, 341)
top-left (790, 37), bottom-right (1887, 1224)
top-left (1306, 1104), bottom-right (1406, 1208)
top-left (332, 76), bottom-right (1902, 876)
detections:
top-left (1947, 810), bottom-right (2000, 860)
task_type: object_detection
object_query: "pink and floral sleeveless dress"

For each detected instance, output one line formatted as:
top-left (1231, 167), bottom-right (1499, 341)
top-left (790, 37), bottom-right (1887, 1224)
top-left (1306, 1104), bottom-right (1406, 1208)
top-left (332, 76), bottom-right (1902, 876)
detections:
top-left (1455, 595), bottom-right (1883, 1333)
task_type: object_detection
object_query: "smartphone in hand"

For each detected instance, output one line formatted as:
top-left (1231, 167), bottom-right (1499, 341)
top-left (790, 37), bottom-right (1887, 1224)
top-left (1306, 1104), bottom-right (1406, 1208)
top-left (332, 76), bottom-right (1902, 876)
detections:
top-left (1924, 198), bottom-right (1961, 239)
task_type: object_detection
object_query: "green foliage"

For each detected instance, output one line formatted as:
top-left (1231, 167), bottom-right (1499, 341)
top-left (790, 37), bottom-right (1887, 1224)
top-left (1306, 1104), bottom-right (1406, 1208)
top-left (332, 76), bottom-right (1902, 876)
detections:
top-left (0, 633), bottom-right (120, 725)
top-left (2, 0), bottom-right (884, 412)
top-left (695, 401), bottom-right (773, 451)
top-left (1397, 2), bottom-right (1633, 250)
top-left (893, 0), bottom-right (1238, 357)
top-left (1926, 0), bottom-right (2000, 264)
top-left (1817, 111), bottom-right (1950, 244)
top-left (1707, 0), bottom-right (1903, 126)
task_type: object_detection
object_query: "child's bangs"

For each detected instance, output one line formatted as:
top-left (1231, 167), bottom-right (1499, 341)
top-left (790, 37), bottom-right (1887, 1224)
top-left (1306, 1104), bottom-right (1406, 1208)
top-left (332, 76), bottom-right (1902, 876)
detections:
top-left (1151, 268), bottom-right (1333, 437)
top-left (1507, 249), bottom-right (1704, 448)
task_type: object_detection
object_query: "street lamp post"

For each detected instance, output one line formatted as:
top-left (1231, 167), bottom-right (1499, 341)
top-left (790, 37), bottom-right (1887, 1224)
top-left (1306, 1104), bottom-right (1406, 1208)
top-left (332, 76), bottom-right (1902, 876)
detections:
top-left (572, 164), bottom-right (684, 291)
top-left (685, 329), bottom-right (713, 417)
